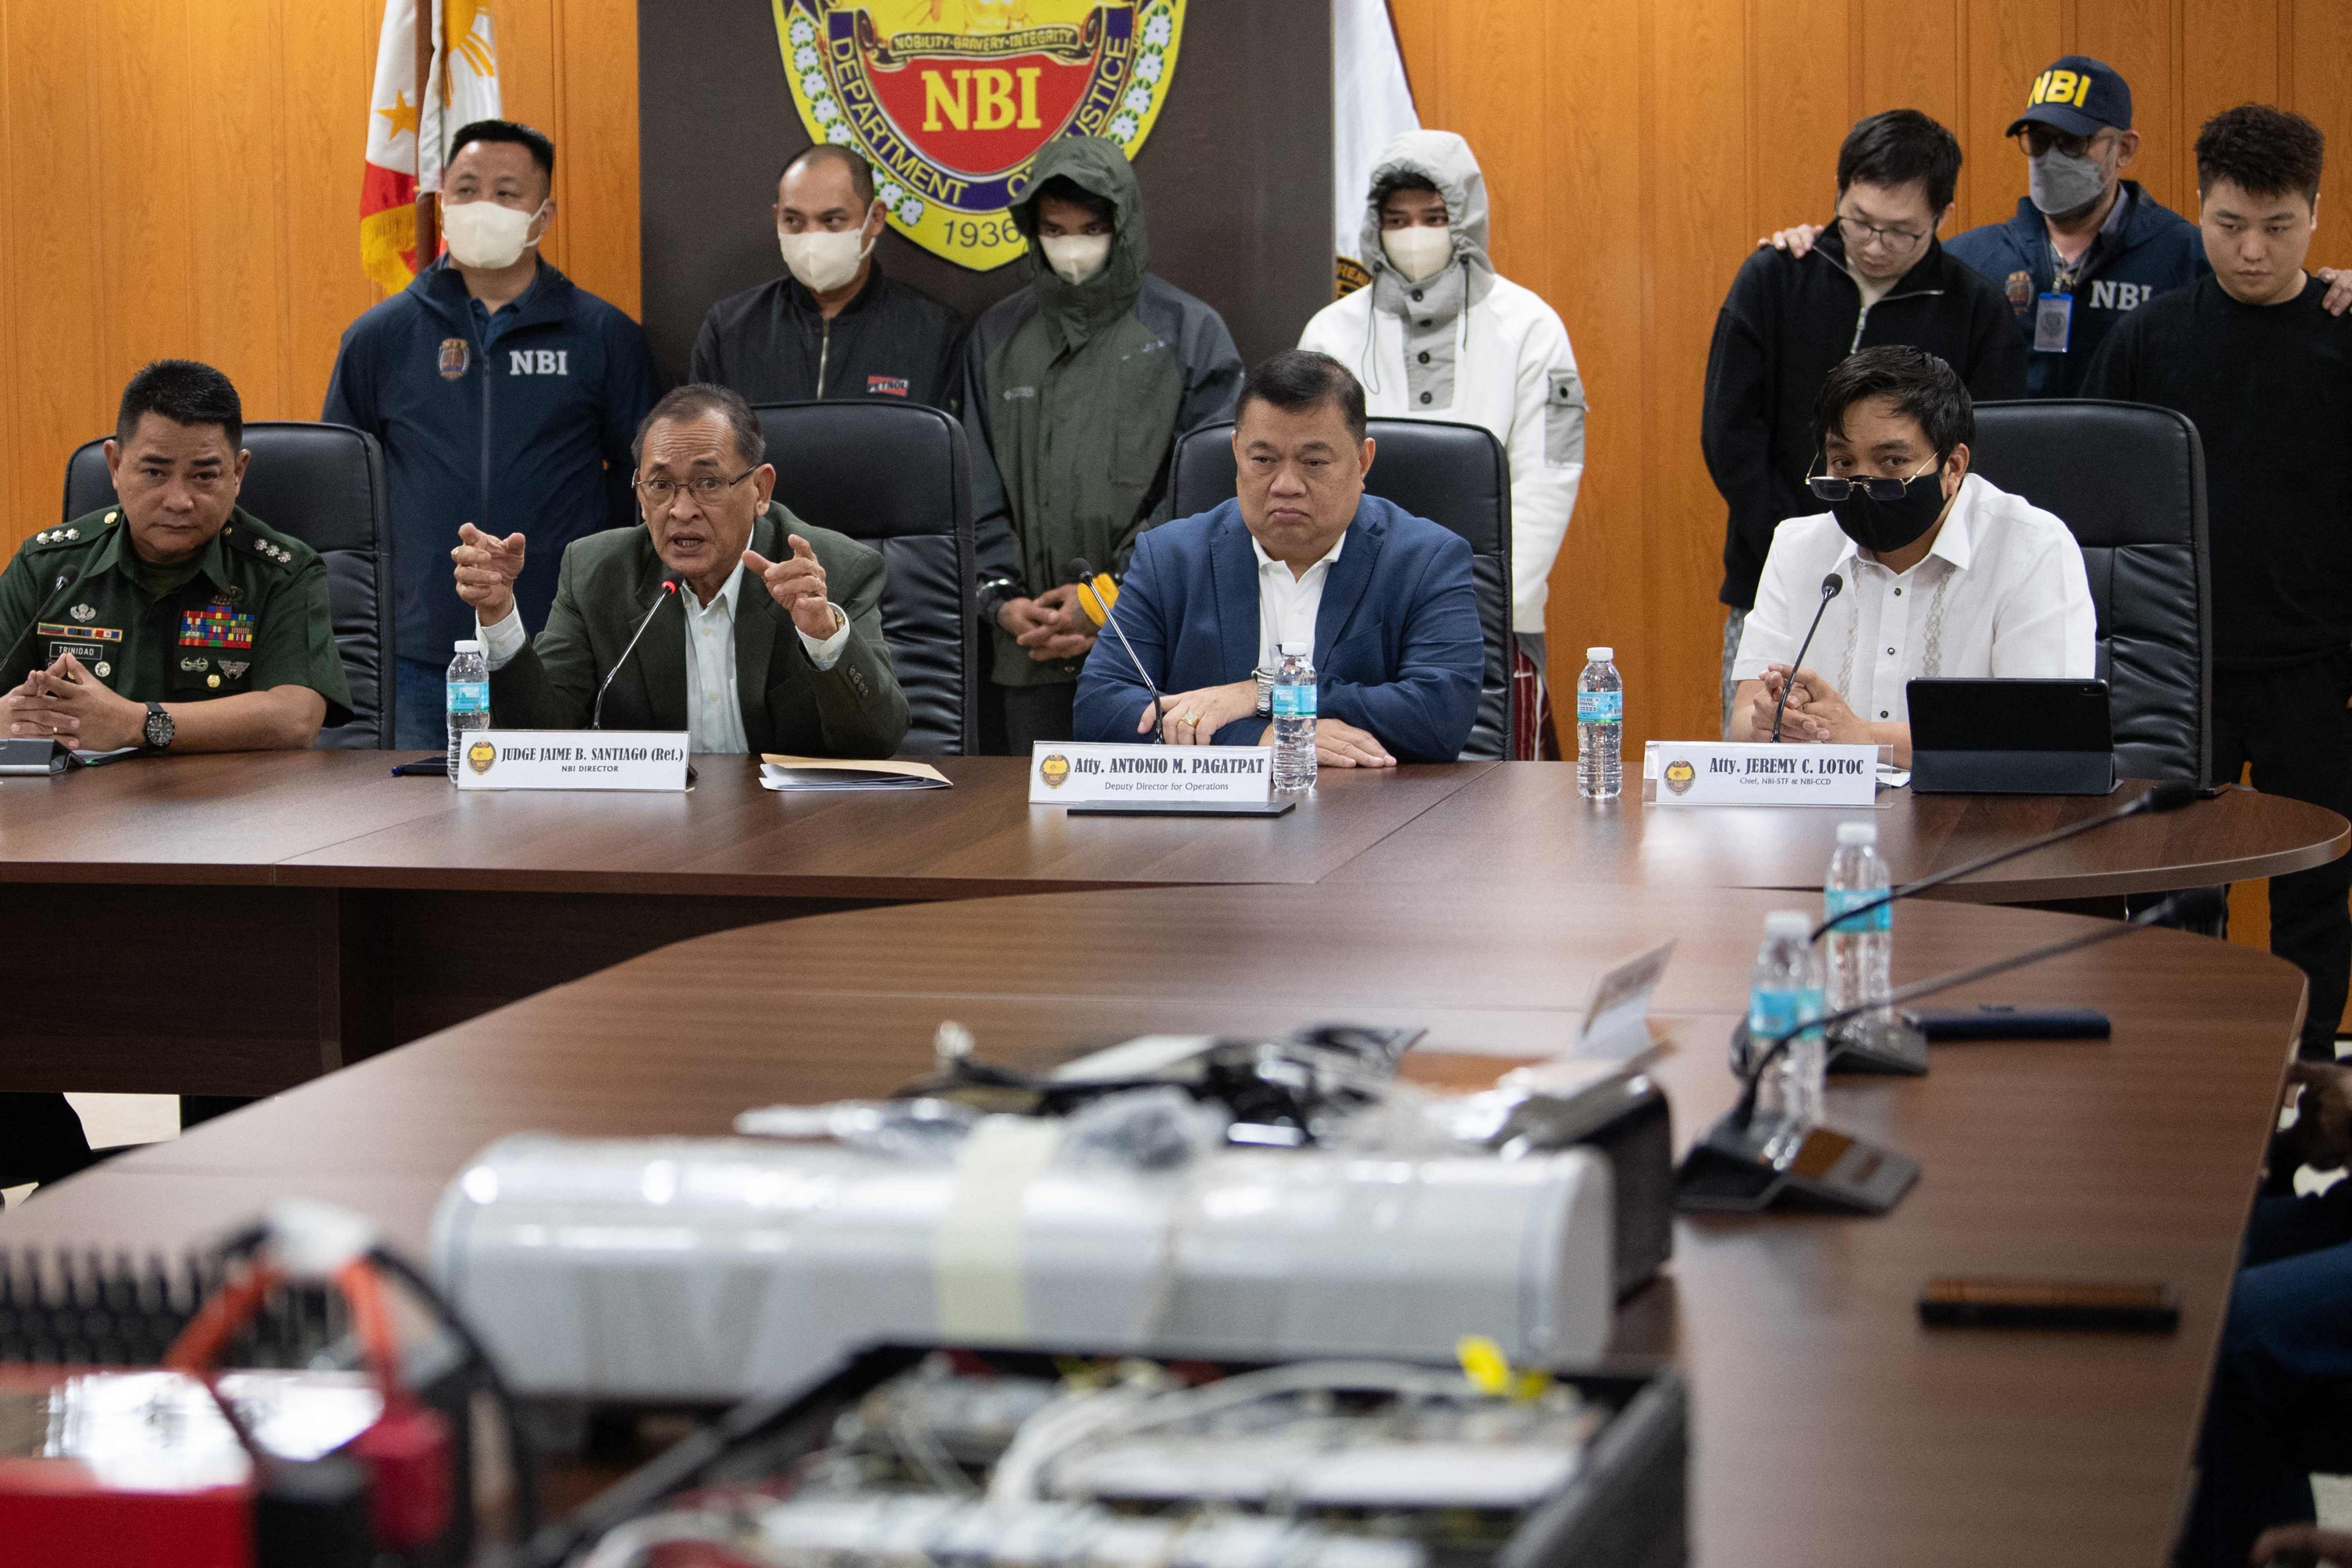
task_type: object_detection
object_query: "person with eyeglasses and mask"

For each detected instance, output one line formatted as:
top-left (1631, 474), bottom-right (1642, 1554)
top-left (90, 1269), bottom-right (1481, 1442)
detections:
top-left (1701, 110), bottom-right (2028, 737)
top-left (690, 144), bottom-right (966, 412)
top-left (1758, 59), bottom-right (2351, 396)
top-left (448, 382), bottom-right (908, 757)
top-left (1726, 344), bottom-right (2092, 768)
top-left (324, 119), bottom-right (662, 752)
top-left (958, 135), bottom-right (1243, 754)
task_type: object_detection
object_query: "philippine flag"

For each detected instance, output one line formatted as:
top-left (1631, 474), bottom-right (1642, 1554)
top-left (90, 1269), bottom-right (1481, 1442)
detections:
top-left (361, 1), bottom-right (503, 293)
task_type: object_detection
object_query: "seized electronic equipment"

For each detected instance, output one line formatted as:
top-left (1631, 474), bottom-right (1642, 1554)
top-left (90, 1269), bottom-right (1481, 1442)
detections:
top-left (433, 1025), bottom-right (1673, 1403)
top-left (536, 1342), bottom-right (1688, 1568)
top-left (0, 1203), bottom-right (534, 1568)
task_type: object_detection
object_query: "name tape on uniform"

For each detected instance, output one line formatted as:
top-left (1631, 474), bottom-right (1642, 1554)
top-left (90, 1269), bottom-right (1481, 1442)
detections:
top-left (1644, 741), bottom-right (1882, 807)
top-left (454, 730), bottom-right (690, 792)
top-left (1030, 741), bottom-right (1272, 804)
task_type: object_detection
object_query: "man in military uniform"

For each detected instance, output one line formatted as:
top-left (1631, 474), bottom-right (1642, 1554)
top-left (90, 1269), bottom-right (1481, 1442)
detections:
top-left (0, 359), bottom-right (353, 1193)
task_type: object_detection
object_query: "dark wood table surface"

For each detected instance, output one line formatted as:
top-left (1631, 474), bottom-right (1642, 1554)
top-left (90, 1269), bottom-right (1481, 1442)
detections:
top-left (1, 884), bottom-right (2304, 1567)
top-left (1326, 764), bottom-right (2351, 901)
top-left (2, 753), bottom-right (2338, 1098)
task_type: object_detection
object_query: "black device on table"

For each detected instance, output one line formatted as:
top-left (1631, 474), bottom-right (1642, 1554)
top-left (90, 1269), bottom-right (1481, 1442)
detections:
top-left (1906, 677), bottom-right (2116, 794)
top-left (1918, 1276), bottom-right (2179, 1331)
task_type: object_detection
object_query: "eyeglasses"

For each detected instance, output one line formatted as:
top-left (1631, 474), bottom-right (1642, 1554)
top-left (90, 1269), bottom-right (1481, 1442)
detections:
top-left (1805, 458), bottom-right (1935, 502)
top-left (1835, 211), bottom-right (1929, 255)
top-left (2017, 125), bottom-right (2115, 160)
top-left (635, 469), bottom-right (755, 508)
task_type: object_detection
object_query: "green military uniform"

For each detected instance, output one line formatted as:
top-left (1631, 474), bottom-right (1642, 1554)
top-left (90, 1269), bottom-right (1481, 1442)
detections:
top-left (0, 504), bottom-right (353, 724)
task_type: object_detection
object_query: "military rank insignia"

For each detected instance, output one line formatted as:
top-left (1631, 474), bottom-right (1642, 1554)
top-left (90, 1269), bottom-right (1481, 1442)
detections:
top-left (179, 606), bottom-right (256, 649)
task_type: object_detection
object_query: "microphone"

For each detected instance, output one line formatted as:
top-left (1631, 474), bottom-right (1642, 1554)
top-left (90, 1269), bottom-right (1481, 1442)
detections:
top-left (1068, 557), bottom-right (1166, 744)
top-left (1731, 891), bottom-right (2186, 1136)
top-left (1677, 891), bottom-right (2186, 1215)
top-left (0, 564), bottom-right (84, 682)
top-left (592, 579), bottom-right (681, 730)
top-left (1769, 573), bottom-right (1844, 742)
top-left (1806, 779), bottom-right (2198, 946)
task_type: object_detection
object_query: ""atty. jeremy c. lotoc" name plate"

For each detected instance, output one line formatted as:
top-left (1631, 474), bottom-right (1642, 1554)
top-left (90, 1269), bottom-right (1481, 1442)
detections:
top-left (1644, 741), bottom-right (1881, 807)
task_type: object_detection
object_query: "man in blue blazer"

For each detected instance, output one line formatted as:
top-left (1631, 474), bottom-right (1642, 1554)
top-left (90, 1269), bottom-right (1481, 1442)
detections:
top-left (1073, 350), bottom-right (1482, 764)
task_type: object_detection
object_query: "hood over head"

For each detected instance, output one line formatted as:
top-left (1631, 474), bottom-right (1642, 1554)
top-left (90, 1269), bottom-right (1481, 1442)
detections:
top-left (1011, 136), bottom-right (1148, 342)
top-left (1359, 129), bottom-right (1494, 304)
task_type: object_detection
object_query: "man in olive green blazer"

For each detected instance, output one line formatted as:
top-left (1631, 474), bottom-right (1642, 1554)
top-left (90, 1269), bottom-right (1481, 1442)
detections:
top-left (451, 384), bottom-right (909, 757)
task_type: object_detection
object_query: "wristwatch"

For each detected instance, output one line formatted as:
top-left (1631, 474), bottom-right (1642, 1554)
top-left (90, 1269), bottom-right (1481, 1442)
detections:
top-left (1254, 666), bottom-right (1274, 717)
top-left (142, 700), bottom-right (175, 752)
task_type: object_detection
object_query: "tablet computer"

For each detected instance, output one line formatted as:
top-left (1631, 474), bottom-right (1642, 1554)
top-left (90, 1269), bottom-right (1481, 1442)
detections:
top-left (1906, 678), bottom-right (2115, 794)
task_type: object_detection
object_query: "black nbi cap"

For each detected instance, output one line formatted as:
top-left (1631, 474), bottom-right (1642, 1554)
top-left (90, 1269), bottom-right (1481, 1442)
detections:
top-left (2007, 56), bottom-right (2132, 138)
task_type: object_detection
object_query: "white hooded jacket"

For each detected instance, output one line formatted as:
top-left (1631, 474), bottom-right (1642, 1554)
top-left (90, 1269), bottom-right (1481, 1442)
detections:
top-left (1299, 130), bottom-right (1585, 636)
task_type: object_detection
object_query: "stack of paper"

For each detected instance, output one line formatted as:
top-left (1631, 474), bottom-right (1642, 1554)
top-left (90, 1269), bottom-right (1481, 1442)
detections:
top-left (758, 756), bottom-right (951, 792)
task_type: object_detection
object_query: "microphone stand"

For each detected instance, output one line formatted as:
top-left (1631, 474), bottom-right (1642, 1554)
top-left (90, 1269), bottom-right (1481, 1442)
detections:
top-left (1676, 893), bottom-right (2184, 1215)
top-left (1734, 779), bottom-right (2203, 1079)
top-left (1769, 572), bottom-right (1844, 743)
top-left (1069, 558), bottom-right (1165, 744)
top-left (593, 580), bottom-right (680, 731)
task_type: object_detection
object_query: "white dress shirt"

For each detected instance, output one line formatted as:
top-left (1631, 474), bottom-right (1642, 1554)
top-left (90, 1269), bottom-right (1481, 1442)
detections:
top-left (479, 567), bottom-right (850, 754)
top-left (1251, 531), bottom-right (1345, 672)
top-left (1731, 473), bottom-right (2096, 726)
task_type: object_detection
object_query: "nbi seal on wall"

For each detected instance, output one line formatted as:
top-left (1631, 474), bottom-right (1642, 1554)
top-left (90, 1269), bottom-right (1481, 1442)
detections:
top-left (772, 0), bottom-right (1186, 272)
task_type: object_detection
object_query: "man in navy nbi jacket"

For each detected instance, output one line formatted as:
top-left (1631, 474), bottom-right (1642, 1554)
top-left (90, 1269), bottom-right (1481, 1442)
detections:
top-left (324, 119), bottom-right (661, 748)
top-left (1073, 351), bottom-right (1481, 766)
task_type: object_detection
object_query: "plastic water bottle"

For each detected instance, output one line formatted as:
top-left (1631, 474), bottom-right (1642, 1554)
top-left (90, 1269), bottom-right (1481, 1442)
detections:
top-left (1824, 821), bottom-right (1893, 1027)
top-left (1271, 640), bottom-right (1317, 793)
top-left (446, 638), bottom-right (490, 779)
top-left (1576, 646), bottom-right (1622, 799)
top-left (1747, 910), bottom-right (1825, 1131)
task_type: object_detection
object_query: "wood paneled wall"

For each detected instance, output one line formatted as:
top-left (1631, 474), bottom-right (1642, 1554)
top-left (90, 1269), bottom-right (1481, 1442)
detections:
top-left (0, 0), bottom-right (640, 553)
top-left (1390, 0), bottom-right (2352, 753)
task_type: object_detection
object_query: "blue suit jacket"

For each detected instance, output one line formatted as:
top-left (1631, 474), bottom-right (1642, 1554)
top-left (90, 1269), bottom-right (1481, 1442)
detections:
top-left (1073, 495), bottom-right (1483, 763)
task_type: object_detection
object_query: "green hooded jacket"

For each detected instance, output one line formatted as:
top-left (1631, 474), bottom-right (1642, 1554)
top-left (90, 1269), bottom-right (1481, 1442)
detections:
top-left (958, 137), bottom-right (1243, 687)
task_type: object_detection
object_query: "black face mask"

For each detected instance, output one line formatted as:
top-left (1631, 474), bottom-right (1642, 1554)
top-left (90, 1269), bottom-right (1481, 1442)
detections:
top-left (1824, 471), bottom-right (1948, 555)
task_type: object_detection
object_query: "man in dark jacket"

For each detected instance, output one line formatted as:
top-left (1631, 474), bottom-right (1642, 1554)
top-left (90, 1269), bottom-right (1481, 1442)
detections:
top-left (323, 119), bottom-right (662, 749)
top-left (1701, 109), bottom-right (2026, 731)
top-left (960, 136), bottom-right (1243, 753)
top-left (1757, 60), bottom-right (2349, 397)
top-left (690, 145), bottom-right (965, 412)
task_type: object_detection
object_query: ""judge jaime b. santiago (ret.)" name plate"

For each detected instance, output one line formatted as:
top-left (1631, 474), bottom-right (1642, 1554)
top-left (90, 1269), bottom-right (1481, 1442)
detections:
top-left (1643, 741), bottom-right (1882, 807)
top-left (454, 730), bottom-right (690, 792)
top-left (1029, 741), bottom-right (1274, 805)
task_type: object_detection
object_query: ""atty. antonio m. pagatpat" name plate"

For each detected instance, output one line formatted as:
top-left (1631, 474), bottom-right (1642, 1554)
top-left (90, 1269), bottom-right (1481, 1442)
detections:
top-left (1029, 741), bottom-right (1275, 806)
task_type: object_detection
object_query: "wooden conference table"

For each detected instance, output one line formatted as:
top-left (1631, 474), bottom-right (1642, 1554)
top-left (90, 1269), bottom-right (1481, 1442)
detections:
top-left (0, 750), bottom-right (2339, 1096)
top-left (0, 882), bottom-right (2308, 1567)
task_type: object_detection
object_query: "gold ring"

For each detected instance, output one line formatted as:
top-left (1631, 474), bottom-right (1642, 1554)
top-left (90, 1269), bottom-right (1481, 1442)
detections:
top-left (1182, 712), bottom-right (1201, 727)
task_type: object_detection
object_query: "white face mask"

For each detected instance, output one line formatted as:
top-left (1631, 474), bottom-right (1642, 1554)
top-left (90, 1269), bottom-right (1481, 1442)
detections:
top-left (443, 198), bottom-right (546, 270)
top-left (1038, 232), bottom-right (1112, 285)
top-left (1382, 225), bottom-right (1453, 282)
top-left (778, 215), bottom-right (876, 295)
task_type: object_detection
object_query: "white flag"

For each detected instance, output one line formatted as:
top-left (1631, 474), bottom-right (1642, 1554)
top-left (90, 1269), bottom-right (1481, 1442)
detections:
top-left (1332, 0), bottom-right (1419, 296)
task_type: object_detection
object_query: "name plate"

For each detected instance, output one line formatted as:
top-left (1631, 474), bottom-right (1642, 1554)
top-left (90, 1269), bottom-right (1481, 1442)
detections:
top-left (1643, 741), bottom-right (1879, 807)
top-left (1030, 741), bottom-right (1273, 804)
top-left (454, 730), bottom-right (690, 792)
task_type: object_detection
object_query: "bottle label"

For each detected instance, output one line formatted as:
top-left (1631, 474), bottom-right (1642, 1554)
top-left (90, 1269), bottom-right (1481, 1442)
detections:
top-left (1824, 886), bottom-right (1893, 933)
top-left (1748, 985), bottom-right (1825, 1046)
top-left (1270, 684), bottom-right (1316, 721)
top-left (446, 680), bottom-right (490, 715)
top-left (1576, 691), bottom-right (1622, 723)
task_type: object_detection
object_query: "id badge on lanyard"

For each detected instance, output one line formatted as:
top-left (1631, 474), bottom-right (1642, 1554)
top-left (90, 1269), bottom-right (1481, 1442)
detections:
top-left (2033, 292), bottom-right (2074, 353)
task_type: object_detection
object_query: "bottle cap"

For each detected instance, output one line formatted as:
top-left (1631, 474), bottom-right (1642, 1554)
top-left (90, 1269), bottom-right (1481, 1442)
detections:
top-left (1835, 822), bottom-right (1879, 846)
top-left (1278, 640), bottom-right (1310, 656)
top-left (1586, 646), bottom-right (1614, 661)
top-left (1765, 910), bottom-right (1811, 939)
top-left (452, 639), bottom-right (482, 653)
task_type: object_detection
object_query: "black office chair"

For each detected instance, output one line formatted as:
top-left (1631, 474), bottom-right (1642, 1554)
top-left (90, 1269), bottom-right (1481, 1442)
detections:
top-left (1968, 400), bottom-right (2211, 785)
top-left (1169, 417), bottom-right (1517, 761)
top-left (752, 401), bottom-right (978, 755)
top-left (64, 421), bottom-right (396, 749)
